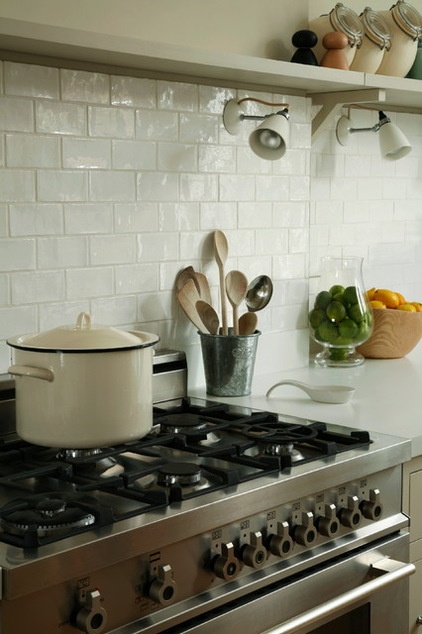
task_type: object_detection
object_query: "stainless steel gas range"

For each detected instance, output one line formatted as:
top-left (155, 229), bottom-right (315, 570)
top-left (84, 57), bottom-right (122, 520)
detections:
top-left (0, 351), bottom-right (414, 634)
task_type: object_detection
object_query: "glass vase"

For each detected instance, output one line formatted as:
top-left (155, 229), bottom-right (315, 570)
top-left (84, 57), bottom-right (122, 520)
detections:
top-left (309, 256), bottom-right (373, 367)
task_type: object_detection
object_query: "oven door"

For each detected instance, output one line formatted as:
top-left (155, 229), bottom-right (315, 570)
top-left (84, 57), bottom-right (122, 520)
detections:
top-left (160, 531), bottom-right (413, 634)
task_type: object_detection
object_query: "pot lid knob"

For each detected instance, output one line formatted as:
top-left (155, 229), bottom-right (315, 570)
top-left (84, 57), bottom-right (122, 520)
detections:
top-left (76, 312), bottom-right (92, 330)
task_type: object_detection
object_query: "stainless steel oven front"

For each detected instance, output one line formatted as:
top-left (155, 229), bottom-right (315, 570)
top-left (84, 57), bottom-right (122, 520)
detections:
top-left (170, 531), bottom-right (412, 634)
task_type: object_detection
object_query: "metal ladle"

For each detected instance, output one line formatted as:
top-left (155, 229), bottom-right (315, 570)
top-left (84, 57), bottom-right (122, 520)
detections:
top-left (246, 275), bottom-right (273, 312)
top-left (266, 380), bottom-right (355, 404)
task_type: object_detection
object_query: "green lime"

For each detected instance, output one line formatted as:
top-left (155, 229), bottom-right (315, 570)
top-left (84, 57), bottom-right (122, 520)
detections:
top-left (357, 321), bottom-right (372, 341)
top-left (343, 286), bottom-right (358, 305)
top-left (309, 308), bottom-right (325, 330)
top-left (338, 318), bottom-right (359, 339)
top-left (333, 335), bottom-right (354, 346)
top-left (329, 284), bottom-right (345, 297)
top-left (326, 301), bottom-right (346, 322)
top-left (333, 292), bottom-right (346, 304)
top-left (315, 321), bottom-right (338, 343)
top-left (315, 290), bottom-right (332, 310)
top-left (347, 302), bottom-right (365, 323)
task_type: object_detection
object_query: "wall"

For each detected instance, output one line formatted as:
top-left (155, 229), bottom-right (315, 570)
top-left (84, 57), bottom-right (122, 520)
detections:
top-left (0, 59), bottom-right (421, 386)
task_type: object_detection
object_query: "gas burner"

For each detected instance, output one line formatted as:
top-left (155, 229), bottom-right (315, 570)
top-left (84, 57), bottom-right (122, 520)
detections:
top-left (157, 462), bottom-right (202, 487)
top-left (0, 494), bottom-right (96, 539)
top-left (157, 412), bottom-right (222, 445)
top-left (133, 460), bottom-right (211, 497)
top-left (159, 413), bottom-right (208, 435)
top-left (263, 442), bottom-right (305, 462)
top-left (58, 448), bottom-right (103, 460)
top-left (241, 421), bottom-right (319, 445)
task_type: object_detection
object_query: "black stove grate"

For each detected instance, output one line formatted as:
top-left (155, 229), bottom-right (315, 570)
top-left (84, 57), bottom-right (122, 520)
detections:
top-left (0, 397), bottom-right (371, 548)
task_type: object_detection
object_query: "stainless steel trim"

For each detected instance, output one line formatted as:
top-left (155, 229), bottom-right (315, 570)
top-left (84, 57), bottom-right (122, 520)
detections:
top-left (261, 557), bottom-right (415, 634)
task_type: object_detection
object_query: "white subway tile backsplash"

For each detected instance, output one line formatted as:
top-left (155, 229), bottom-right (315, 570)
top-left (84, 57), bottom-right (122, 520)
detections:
top-left (137, 233), bottom-right (179, 262)
top-left (6, 134), bottom-right (60, 168)
top-left (111, 76), bottom-right (156, 108)
top-left (89, 170), bottom-right (135, 201)
top-left (4, 62), bottom-right (59, 99)
top-left (0, 205), bottom-right (7, 236)
top-left (0, 170), bottom-right (35, 202)
top-left (0, 305), bottom-right (37, 339)
top-left (63, 138), bottom-right (111, 169)
top-left (115, 263), bottom-right (157, 294)
top-left (157, 81), bottom-right (198, 111)
top-left (88, 106), bottom-right (134, 138)
top-left (66, 267), bottom-right (114, 299)
top-left (158, 202), bottom-right (199, 232)
top-left (10, 203), bottom-right (63, 236)
top-left (90, 235), bottom-right (136, 265)
top-left (158, 142), bottom-right (197, 172)
top-left (137, 172), bottom-right (179, 201)
top-left (0, 97), bottom-right (34, 132)
top-left (61, 69), bottom-right (110, 104)
top-left (35, 101), bottom-right (87, 135)
top-left (116, 203), bottom-right (159, 233)
top-left (11, 271), bottom-right (65, 304)
top-left (37, 236), bottom-right (88, 269)
top-left (37, 170), bottom-right (87, 201)
top-left (112, 140), bottom-right (156, 170)
top-left (64, 203), bottom-right (113, 234)
top-left (0, 59), bottom-right (421, 375)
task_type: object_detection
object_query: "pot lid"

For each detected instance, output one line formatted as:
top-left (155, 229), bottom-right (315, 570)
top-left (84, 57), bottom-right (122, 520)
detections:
top-left (7, 312), bottom-right (160, 352)
top-left (330, 3), bottom-right (363, 47)
top-left (391, 0), bottom-right (422, 40)
top-left (361, 7), bottom-right (392, 50)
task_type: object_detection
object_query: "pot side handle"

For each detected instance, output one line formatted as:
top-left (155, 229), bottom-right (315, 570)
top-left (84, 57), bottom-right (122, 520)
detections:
top-left (8, 364), bottom-right (55, 382)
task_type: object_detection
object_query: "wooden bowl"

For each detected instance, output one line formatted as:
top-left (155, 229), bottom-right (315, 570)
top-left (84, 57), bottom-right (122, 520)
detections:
top-left (357, 308), bottom-right (422, 359)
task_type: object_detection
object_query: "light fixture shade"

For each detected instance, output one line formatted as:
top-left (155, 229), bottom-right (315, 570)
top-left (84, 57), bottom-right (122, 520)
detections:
top-left (378, 121), bottom-right (412, 161)
top-left (249, 111), bottom-right (289, 160)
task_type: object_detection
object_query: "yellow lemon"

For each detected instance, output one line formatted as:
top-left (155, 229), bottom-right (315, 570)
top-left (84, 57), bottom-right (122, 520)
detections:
top-left (397, 303), bottom-right (417, 312)
top-left (369, 300), bottom-right (386, 309)
top-left (373, 289), bottom-right (400, 309)
top-left (411, 302), bottom-right (422, 312)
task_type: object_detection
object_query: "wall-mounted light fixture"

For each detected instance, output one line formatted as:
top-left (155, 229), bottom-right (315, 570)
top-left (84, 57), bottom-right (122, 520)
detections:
top-left (223, 98), bottom-right (290, 160)
top-left (336, 109), bottom-right (412, 161)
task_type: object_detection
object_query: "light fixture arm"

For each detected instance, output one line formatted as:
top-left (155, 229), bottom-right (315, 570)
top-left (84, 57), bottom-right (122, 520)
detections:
top-left (239, 108), bottom-right (289, 124)
top-left (346, 111), bottom-right (390, 136)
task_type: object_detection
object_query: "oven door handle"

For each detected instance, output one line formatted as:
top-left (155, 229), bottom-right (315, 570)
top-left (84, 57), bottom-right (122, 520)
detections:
top-left (262, 557), bottom-right (415, 634)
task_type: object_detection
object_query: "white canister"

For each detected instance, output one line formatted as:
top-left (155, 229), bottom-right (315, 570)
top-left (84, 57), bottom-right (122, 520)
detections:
top-left (309, 3), bottom-right (363, 66)
top-left (349, 8), bottom-right (392, 73)
top-left (376, 0), bottom-right (422, 77)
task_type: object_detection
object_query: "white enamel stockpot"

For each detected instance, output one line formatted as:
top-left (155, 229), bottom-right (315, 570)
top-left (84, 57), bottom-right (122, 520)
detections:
top-left (349, 8), bottom-right (392, 73)
top-left (376, 0), bottom-right (422, 77)
top-left (7, 312), bottom-right (160, 449)
top-left (308, 3), bottom-right (363, 66)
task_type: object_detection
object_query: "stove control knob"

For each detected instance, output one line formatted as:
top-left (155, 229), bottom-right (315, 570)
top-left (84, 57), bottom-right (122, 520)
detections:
top-left (75, 589), bottom-right (107, 634)
top-left (241, 531), bottom-right (267, 569)
top-left (338, 495), bottom-right (362, 529)
top-left (212, 542), bottom-right (241, 580)
top-left (360, 489), bottom-right (383, 521)
top-left (293, 511), bottom-right (317, 547)
top-left (317, 504), bottom-right (340, 537)
top-left (149, 564), bottom-right (177, 606)
top-left (268, 521), bottom-right (294, 557)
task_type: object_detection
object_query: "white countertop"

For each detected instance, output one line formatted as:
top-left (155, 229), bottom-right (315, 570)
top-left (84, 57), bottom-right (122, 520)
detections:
top-left (189, 345), bottom-right (422, 459)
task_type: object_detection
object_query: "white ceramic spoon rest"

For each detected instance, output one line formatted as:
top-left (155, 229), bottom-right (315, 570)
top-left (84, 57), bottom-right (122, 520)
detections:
top-left (266, 380), bottom-right (355, 404)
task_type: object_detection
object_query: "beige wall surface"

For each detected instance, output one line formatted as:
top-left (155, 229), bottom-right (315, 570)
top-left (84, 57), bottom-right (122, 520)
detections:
top-left (0, 0), bottom-right (308, 60)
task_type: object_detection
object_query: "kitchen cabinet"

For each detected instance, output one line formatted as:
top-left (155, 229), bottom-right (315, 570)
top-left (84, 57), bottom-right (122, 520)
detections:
top-left (403, 457), bottom-right (422, 633)
top-left (0, 16), bottom-right (422, 141)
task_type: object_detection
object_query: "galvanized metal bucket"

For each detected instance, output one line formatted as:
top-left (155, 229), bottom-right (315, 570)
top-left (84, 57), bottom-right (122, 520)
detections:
top-left (199, 330), bottom-right (261, 396)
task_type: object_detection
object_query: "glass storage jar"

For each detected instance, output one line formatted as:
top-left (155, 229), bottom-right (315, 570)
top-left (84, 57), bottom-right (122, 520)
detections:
top-left (309, 256), bottom-right (373, 367)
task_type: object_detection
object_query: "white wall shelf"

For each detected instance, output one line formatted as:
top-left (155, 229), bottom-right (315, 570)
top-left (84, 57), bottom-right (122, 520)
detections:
top-left (0, 17), bottom-right (421, 139)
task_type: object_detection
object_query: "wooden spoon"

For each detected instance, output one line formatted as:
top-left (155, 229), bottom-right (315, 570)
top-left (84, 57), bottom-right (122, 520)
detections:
top-left (226, 270), bottom-right (248, 335)
top-left (196, 300), bottom-right (220, 335)
top-left (195, 272), bottom-right (212, 305)
top-left (213, 230), bottom-right (229, 335)
top-left (176, 278), bottom-right (208, 332)
top-left (239, 311), bottom-right (258, 335)
top-left (175, 266), bottom-right (200, 294)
